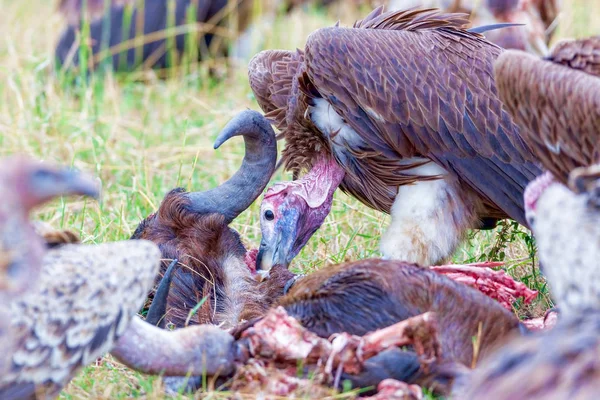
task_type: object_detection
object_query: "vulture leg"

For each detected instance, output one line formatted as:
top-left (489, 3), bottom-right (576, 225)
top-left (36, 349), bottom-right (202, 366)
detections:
top-left (110, 317), bottom-right (239, 377)
top-left (379, 174), bottom-right (483, 266)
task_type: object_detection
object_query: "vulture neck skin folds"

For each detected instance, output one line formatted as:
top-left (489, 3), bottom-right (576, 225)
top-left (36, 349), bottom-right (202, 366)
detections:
top-left (257, 157), bottom-right (345, 271)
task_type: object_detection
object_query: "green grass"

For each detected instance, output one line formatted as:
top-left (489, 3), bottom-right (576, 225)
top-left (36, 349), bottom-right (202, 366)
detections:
top-left (1, 0), bottom-right (599, 398)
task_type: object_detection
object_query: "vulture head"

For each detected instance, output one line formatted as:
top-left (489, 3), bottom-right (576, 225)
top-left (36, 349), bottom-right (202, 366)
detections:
top-left (257, 157), bottom-right (344, 270)
top-left (4, 156), bottom-right (100, 215)
top-left (0, 156), bottom-right (100, 296)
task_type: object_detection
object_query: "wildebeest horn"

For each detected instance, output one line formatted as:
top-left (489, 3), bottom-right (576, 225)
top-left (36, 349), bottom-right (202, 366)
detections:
top-left (185, 110), bottom-right (277, 223)
top-left (146, 259), bottom-right (178, 328)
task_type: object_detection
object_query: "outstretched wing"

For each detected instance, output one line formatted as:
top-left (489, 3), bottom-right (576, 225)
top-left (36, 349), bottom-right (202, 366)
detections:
top-left (300, 8), bottom-right (541, 224)
top-left (0, 240), bottom-right (160, 398)
top-left (494, 43), bottom-right (600, 184)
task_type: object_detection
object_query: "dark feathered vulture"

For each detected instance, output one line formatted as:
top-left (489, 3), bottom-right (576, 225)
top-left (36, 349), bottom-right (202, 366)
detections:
top-left (494, 38), bottom-right (600, 314)
top-left (249, 7), bottom-right (542, 269)
top-left (55, 0), bottom-right (253, 72)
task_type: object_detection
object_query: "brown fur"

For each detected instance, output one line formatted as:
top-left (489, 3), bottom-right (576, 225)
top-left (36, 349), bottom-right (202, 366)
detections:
top-left (278, 259), bottom-right (523, 393)
top-left (133, 188), bottom-right (291, 328)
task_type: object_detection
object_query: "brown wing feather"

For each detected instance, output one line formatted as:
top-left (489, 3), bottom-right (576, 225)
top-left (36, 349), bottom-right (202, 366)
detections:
top-left (293, 9), bottom-right (540, 223)
top-left (494, 48), bottom-right (600, 184)
top-left (248, 50), bottom-right (305, 131)
top-left (548, 36), bottom-right (600, 77)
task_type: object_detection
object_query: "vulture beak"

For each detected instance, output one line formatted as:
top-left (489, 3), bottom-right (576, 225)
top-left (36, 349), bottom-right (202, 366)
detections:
top-left (256, 208), bottom-right (299, 271)
top-left (30, 166), bottom-right (101, 203)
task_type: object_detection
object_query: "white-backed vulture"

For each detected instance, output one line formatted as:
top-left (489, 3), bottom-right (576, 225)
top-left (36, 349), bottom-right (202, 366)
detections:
top-left (450, 37), bottom-right (600, 399)
top-left (0, 157), bottom-right (240, 399)
top-left (494, 37), bottom-right (600, 313)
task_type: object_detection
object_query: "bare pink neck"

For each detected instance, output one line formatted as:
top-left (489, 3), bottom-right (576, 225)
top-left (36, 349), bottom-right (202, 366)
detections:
top-left (299, 157), bottom-right (345, 206)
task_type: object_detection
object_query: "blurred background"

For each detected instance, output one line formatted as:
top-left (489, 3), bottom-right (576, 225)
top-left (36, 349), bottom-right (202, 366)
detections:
top-left (0, 1), bottom-right (598, 396)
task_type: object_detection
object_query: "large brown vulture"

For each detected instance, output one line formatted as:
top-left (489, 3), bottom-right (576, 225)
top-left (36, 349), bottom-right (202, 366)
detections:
top-left (449, 38), bottom-right (600, 399)
top-left (249, 7), bottom-right (542, 270)
top-left (494, 36), bottom-right (600, 314)
top-left (55, 0), bottom-right (254, 72)
top-left (388, 0), bottom-right (561, 55)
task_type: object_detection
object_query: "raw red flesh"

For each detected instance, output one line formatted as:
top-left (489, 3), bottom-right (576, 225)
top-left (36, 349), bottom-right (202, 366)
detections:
top-left (430, 262), bottom-right (538, 310)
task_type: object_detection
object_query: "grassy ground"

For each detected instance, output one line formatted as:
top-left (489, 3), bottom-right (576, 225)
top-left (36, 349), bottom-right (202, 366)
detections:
top-left (1, 0), bottom-right (599, 398)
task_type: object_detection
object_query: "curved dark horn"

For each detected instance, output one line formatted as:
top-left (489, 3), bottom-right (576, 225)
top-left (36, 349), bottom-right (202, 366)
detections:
top-left (146, 259), bottom-right (178, 328)
top-left (185, 110), bottom-right (277, 223)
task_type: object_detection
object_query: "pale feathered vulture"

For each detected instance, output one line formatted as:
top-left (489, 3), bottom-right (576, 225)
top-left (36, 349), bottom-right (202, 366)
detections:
top-left (0, 157), bottom-right (240, 399)
top-left (494, 37), bottom-right (600, 314)
top-left (451, 39), bottom-right (600, 399)
top-left (249, 7), bottom-right (542, 270)
top-left (453, 311), bottom-right (600, 399)
top-left (387, 0), bottom-right (561, 55)
top-left (0, 156), bottom-right (100, 380)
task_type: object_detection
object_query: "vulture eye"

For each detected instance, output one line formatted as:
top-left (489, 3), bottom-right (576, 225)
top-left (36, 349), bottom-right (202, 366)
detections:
top-left (264, 210), bottom-right (275, 221)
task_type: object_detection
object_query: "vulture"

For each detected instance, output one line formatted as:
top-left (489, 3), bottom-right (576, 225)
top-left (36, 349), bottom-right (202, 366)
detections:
top-left (0, 156), bottom-right (100, 378)
top-left (0, 157), bottom-right (242, 399)
top-left (249, 7), bottom-right (542, 270)
top-left (454, 311), bottom-right (600, 399)
top-left (450, 37), bottom-right (600, 399)
top-left (55, 0), bottom-right (254, 72)
top-left (131, 110), bottom-right (293, 330)
top-left (494, 36), bottom-right (600, 313)
top-left (387, 0), bottom-right (561, 55)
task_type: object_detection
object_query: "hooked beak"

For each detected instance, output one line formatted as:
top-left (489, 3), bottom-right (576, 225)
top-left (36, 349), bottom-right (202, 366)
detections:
top-left (256, 235), bottom-right (292, 272)
top-left (58, 169), bottom-right (101, 199)
top-left (256, 211), bottom-right (299, 272)
top-left (32, 167), bottom-right (101, 202)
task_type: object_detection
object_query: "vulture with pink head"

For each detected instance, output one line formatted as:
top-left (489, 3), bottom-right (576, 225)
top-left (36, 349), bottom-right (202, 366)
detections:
top-left (451, 37), bottom-right (600, 399)
top-left (249, 7), bottom-right (542, 270)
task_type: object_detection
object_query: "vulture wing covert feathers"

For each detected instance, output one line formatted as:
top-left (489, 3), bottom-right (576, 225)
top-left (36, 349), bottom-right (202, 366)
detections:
top-left (251, 8), bottom-right (541, 225)
top-left (494, 37), bottom-right (600, 185)
top-left (0, 241), bottom-right (160, 398)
